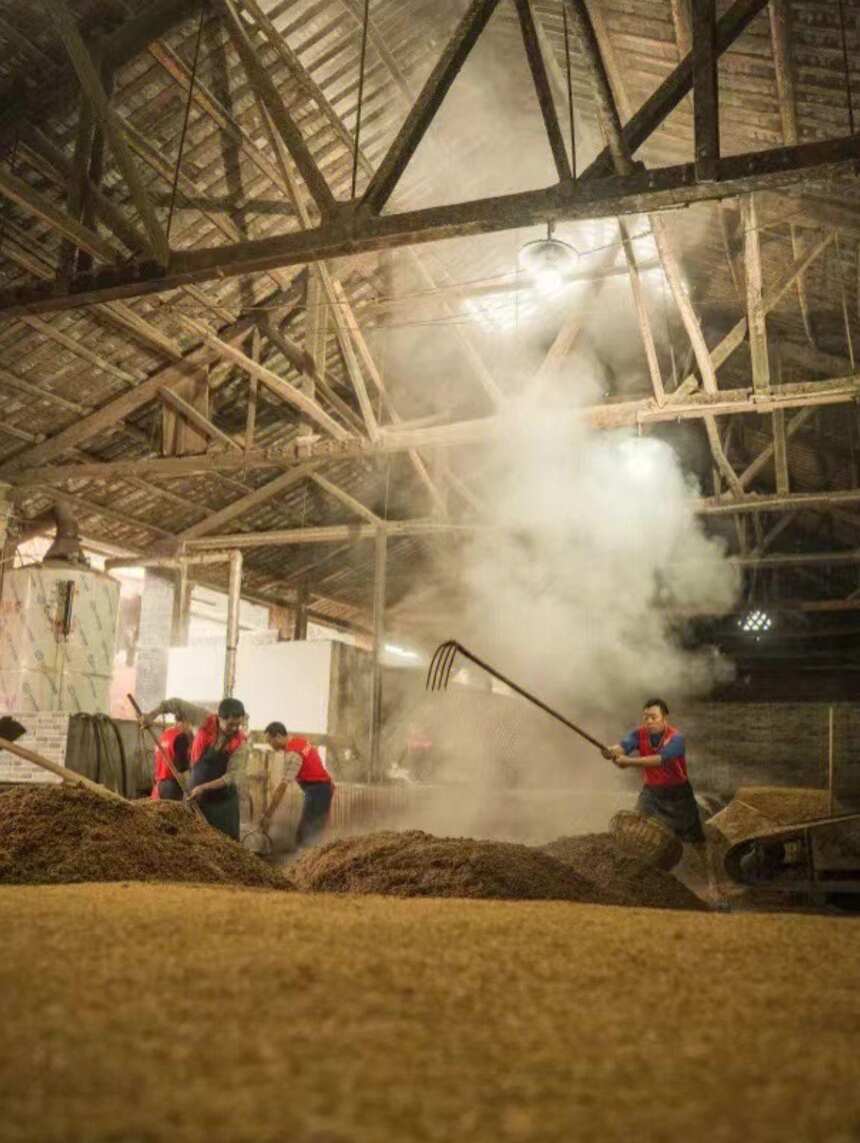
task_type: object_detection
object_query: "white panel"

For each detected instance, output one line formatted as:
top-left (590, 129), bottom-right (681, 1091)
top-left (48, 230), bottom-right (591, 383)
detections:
top-left (0, 564), bottom-right (119, 714)
top-left (166, 639), bottom-right (333, 732)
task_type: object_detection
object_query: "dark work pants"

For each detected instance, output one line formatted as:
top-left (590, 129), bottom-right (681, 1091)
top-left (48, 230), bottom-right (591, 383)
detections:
top-left (637, 782), bottom-right (705, 844)
top-left (156, 777), bottom-right (183, 801)
top-left (199, 786), bottom-right (241, 841)
top-left (296, 782), bottom-right (334, 848)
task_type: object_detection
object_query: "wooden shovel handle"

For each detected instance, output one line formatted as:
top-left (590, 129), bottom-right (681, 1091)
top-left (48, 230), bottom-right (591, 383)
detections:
top-left (0, 736), bottom-right (128, 803)
top-left (127, 695), bottom-right (206, 822)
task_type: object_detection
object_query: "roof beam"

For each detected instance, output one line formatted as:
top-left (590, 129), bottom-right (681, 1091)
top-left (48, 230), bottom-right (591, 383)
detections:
top-left (157, 387), bottom-right (242, 452)
top-left (692, 0), bottom-right (719, 181)
top-left (360, 0), bottom-right (503, 213)
top-left (2, 134), bottom-right (859, 316)
top-left (0, 162), bottom-right (117, 264)
top-left (220, 0), bottom-right (336, 218)
top-left (175, 314), bottom-right (351, 440)
top-left (43, 0), bottom-right (169, 264)
top-left (582, 0), bottom-right (769, 179)
top-left (12, 374), bottom-right (860, 487)
top-left (741, 193), bottom-right (770, 393)
top-left (514, 0), bottom-right (572, 182)
top-left (311, 474), bottom-right (382, 525)
top-left (176, 463), bottom-right (317, 541)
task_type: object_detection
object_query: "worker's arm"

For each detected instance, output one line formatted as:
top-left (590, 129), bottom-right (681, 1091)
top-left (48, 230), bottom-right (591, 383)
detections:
top-left (280, 750), bottom-right (303, 782)
top-left (617, 733), bottom-right (686, 770)
top-left (605, 731), bottom-right (638, 764)
top-left (142, 697), bottom-right (210, 728)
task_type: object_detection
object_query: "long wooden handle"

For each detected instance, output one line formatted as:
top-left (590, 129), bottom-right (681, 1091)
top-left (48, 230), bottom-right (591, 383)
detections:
top-left (0, 736), bottom-right (128, 803)
top-left (260, 778), bottom-right (290, 833)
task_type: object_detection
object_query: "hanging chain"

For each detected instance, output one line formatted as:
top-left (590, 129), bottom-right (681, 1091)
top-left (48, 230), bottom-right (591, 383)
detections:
top-left (351, 0), bottom-right (371, 199)
top-left (166, 0), bottom-right (207, 244)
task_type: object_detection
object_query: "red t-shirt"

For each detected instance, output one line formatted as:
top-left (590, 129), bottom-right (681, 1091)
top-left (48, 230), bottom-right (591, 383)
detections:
top-left (150, 725), bottom-right (189, 799)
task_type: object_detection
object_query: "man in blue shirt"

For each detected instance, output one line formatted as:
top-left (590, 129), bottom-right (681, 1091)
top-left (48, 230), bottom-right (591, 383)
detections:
top-left (605, 697), bottom-right (705, 845)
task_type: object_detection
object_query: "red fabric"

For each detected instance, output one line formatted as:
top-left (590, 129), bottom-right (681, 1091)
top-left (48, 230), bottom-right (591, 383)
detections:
top-left (150, 725), bottom-right (187, 799)
top-left (190, 714), bottom-right (245, 766)
top-left (637, 724), bottom-right (688, 788)
top-left (286, 736), bottom-right (333, 785)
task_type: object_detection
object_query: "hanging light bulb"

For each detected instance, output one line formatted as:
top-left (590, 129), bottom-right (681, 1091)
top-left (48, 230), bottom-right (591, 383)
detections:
top-left (518, 221), bottom-right (578, 295)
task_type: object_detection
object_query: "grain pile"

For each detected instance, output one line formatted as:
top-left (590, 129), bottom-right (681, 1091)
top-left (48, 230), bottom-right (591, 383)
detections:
top-left (0, 785), bottom-right (288, 889)
top-left (542, 834), bottom-right (705, 911)
top-left (289, 829), bottom-right (603, 901)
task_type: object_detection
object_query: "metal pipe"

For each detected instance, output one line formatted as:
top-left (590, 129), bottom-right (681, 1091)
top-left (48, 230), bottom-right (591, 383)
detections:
top-left (224, 549), bottom-right (242, 699)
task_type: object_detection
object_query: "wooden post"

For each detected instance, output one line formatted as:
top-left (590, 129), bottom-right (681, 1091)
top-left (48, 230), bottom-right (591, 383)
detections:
top-left (369, 527), bottom-right (387, 782)
top-left (224, 549), bottom-right (242, 698)
top-left (293, 579), bottom-right (309, 641)
top-left (171, 558), bottom-right (190, 646)
top-left (828, 704), bottom-right (835, 815)
top-left (692, 0), bottom-right (719, 182)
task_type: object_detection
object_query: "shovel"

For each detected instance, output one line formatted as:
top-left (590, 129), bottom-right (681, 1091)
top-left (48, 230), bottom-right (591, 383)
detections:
top-left (0, 717), bottom-right (26, 744)
top-left (0, 730), bottom-right (128, 803)
top-left (127, 694), bottom-right (206, 823)
top-left (242, 778), bottom-right (290, 856)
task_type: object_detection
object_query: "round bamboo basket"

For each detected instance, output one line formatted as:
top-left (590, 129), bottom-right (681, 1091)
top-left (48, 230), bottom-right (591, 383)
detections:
top-left (609, 810), bottom-right (684, 871)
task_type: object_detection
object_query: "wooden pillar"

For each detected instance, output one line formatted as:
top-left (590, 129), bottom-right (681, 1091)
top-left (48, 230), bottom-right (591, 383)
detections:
top-left (224, 549), bottom-right (242, 698)
top-left (369, 527), bottom-right (387, 782)
top-left (293, 579), bottom-right (309, 640)
top-left (0, 482), bottom-right (14, 602)
top-left (171, 558), bottom-right (191, 646)
top-left (692, 0), bottom-right (719, 182)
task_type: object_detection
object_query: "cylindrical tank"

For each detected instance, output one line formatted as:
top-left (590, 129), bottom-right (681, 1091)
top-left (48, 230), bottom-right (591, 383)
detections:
top-left (0, 561), bottom-right (120, 714)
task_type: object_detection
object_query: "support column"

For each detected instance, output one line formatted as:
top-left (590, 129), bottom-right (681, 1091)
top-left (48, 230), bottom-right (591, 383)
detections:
top-left (369, 527), bottom-right (387, 782)
top-left (224, 550), bottom-right (242, 698)
top-left (136, 569), bottom-right (176, 711)
top-left (293, 579), bottom-right (309, 640)
top-left (171, 558), bottom-right (191, 646)
top-left (0, 482), bottom-right (15, 602)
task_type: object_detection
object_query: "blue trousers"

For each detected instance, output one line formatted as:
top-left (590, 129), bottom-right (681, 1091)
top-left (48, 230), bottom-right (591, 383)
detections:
top-left (296, 782), bottom-right (334, 848)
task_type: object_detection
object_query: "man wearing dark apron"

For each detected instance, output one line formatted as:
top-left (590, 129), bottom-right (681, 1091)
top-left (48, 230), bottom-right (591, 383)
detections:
top-left (604, 697), bottom-right (705, 846)
top-left (264, 721), bottom-right (335, 849)
top-left (186, 698), bottom-right (248, 840)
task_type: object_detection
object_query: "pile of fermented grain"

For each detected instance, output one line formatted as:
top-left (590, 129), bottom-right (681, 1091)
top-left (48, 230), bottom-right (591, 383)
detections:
top-left (289, 830), bottom-right (704, 908)
top-left (542, 834), bottom-right (704, 911)
top-left (290, 830), bottom-right (602, 901)
top-left (0, 786), bottom-right (288, 889)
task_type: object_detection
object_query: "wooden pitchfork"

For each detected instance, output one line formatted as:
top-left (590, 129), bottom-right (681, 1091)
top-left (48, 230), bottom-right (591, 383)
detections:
top-left (426, 640), bottom-right (611, 754)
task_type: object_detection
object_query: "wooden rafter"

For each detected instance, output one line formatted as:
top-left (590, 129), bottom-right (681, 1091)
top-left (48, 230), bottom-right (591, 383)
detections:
top-left (514, 0), bottom-right (572, 182)
top-left (12, 375), bottom-right (860, 488)
top-left (692, 0), bottom-right (719, 181)
top-left (360, 0), bottom-right (503, 213)
top-left (741, 193), bottom-right (770, 393)
top-left (220, 0), bottom-right (336, 218)
top-left (158, 387), bottom-right (241, 452)
top-left (43, 0), bottom-right (168, 264)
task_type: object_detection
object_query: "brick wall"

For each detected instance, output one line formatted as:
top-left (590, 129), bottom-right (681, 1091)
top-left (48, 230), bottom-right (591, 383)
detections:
top-left (674, 701), bottom-right (859, 803)
top-left (0, 711), bottom-right (69, 784)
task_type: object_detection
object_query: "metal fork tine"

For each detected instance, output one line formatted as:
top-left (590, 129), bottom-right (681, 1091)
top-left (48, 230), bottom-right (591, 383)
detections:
top-left (443, 644), bottom-right (457, 685)
top-left (427, 644), bottom-right (444, 691)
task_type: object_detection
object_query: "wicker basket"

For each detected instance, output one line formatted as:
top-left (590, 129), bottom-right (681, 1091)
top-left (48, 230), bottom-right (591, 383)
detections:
top-left (609, 810), bottom-right (684, 871)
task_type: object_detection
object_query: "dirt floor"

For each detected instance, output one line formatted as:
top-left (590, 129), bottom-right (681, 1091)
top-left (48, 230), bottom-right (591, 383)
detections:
top-left (1, 885), bottom-right (858, 1143)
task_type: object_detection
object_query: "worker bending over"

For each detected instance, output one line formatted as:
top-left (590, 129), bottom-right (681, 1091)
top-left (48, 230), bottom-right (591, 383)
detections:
top-left (149, 713), bottom-right (193, 802)
top-left (143, 696), bottom-right (248, 839)
top-left (604, 697), bottom-right (705, 847)
top-left (264, 722), bottom-right (334, 849)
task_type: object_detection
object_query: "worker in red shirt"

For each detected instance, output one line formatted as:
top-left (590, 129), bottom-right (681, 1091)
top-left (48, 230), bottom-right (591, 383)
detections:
top-left (264, 721), bottom-right (334, 849)
top-left (150, 716), bottom-right (193, 801)
top-left (604, 697), bottom-right (705, 846)
top-left (143, 696), bottom-right (248, 839)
